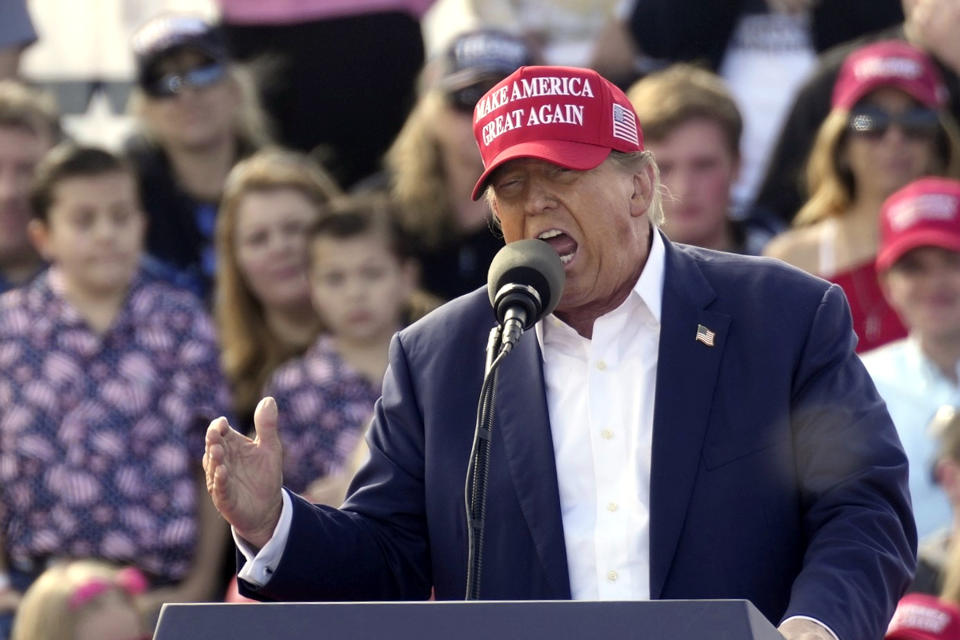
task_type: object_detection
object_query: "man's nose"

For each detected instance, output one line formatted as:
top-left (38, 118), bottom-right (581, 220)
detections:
top-left (521, 178), bottom-right (556, 215)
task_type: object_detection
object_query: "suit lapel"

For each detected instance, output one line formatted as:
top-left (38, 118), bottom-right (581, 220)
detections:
top-left (495, 329), bottom-right (571, 598)
top-left (648, 239), bottom-right (730, 599)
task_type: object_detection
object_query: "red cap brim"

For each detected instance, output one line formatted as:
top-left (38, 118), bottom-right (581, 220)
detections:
top-left (877, 229), bottom-right (960, 271)
top-left (471, 140), bottom-right (613, 200)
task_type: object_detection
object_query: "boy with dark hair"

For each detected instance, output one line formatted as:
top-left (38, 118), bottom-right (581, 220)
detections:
top-left (0, 144), bottom-right (232, 633)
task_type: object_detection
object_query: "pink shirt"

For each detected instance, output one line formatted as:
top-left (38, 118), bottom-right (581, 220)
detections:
top-left (217, 0), bottom-right (436, 25)
top-left (263, 335), bottom-right (379, 494)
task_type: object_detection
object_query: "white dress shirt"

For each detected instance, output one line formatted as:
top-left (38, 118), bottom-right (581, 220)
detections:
top-left (535, 227), bottom-right (663, 599)
top-left (860, 336), bottom-right (958, 538)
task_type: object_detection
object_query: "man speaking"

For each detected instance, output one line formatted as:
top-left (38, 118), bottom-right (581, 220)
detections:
top-left (204, 66), bottom-right (915, 640)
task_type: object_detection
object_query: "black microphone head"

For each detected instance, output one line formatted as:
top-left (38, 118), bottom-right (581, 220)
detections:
top-left (487, 239), bottom-right (565, 327)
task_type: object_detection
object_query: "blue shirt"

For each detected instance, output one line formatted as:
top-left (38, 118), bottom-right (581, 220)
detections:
top-left (861, 337), bottom-right (956, 538)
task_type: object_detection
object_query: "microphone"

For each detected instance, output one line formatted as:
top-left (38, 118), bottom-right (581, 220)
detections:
top-left (487, 239), bottom-right (565, 352)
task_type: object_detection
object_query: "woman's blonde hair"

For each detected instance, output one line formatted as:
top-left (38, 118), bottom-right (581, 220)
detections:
top-left (215, 148), bottom-right (341, 419)
top-left (129, 63), bottom-right (272, 150)
top-left (794, 106), bottom-right (960, 227)
top-left (384, 91), bottom-right (454, 248)
top-left (11, 561), bottom-right (143, 640)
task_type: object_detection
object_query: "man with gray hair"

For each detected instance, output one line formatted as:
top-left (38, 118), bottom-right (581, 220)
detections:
top-left (205, 65), bottom-right (915, 640)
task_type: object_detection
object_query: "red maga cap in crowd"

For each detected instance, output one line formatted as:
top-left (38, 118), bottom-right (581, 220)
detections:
top-left (886, 593), bottom-right (960, 640)
top-left (877, 177), bottom-right (960, 272)
top-left (832, 40), bottom-right (947, 111)
top-left (470, 65), bottom-right (644, 200)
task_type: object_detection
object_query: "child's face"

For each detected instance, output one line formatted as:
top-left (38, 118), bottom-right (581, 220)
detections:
top-left (234, 188), bottom-right (316, 313)
top-left (31, 171), bottom-right (145, 297)
top-left (882, 246), bottom-right (960, 341)
top-left (73, 592), bottom-right (145, 640)
top-left (309, 232), bottom-right (415, 343)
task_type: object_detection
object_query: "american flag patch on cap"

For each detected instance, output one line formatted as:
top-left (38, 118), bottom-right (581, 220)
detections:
top-left (611, 103), bottom-right (639, 145)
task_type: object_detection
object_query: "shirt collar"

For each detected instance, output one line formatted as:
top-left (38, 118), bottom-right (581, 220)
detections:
top-left (535, 225), bottom-right (666, 348)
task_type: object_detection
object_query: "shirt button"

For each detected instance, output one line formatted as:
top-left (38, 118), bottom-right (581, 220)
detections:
top-left (607, 570), bottom-right (618, 582)
top-left (601, 429), bottom-right (614, 440)
top-left (596, 360), bottom-right (607, 371)
top-left (607, 502), bottom-right (619, 512)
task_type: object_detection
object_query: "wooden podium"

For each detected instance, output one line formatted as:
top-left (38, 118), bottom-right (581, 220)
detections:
top-left (154, 599), bottom-right (785, 639)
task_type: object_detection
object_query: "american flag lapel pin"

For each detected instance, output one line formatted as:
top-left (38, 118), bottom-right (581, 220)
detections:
top-left (695, 323), bottom-right (716, 347)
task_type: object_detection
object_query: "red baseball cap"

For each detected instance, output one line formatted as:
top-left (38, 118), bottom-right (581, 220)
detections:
top-left (471, 65), bottom-right (644, 200)
top-left (832, 40), bottom-right (947, 111)
top-left (886, 594), bottom-right (960, 640)
top-left (877, 177), bottom-right (960, 272)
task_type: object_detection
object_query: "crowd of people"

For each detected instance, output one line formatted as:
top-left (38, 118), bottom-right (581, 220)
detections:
top-left (4, 0), bottom-right (960, 638)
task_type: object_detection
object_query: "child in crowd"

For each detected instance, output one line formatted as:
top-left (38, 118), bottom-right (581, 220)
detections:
top-left (214, 148), bottom-right (341, 430)
top-left (264, 195), bottom-right (427, 503)
top-left (11, 560), bottom-right (148, 640)
top-left (910, 406), bottom-right (960, 595)
top-left (0, 145), bottom-right (232, 634)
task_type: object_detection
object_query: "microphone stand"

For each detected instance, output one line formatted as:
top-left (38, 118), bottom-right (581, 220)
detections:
top-left (464, 325), bottom-right (510, 600)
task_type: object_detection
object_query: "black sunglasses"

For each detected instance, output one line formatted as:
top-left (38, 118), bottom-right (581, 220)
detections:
top-left (847, 105), bottom-right (941, 140)
top-left (145, 63), bottom-right (226, 98)
top-left (447, 79), bottom-right (500, 114)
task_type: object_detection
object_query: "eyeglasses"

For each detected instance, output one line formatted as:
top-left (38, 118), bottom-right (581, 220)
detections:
top-left (447, 79), bottom-right (500, 114)
top-left (145, 63), bottom-right (226, 98)
top-left (847, 105), bottom-right (941, 140)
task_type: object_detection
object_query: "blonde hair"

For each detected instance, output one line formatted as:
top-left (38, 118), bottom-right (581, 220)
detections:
top-left (215, 148), bottom-right (341, 418)
top-left (384, 91), bottom-right (455, 248)
top-left (11, 561), bottom-right (143, 640)
top-left (129, 64), bottom-right (272, 150)
top-left (0, 79), bottom-right (61, 143)
top-left (794, 107), bottom-right (960, 227)
top-left (627, 63), bottom-right (742, 158)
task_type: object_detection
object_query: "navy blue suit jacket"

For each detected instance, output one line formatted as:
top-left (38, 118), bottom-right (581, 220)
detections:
top-left (241, 237), bottom-right (915, 640)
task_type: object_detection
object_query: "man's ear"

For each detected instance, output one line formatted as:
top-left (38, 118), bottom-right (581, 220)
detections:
top-left (27, 219), bottom-right (53, 261)
top-left (630, 161), bottom-right (655, 218)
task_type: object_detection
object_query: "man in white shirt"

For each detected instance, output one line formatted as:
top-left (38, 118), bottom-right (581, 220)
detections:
top-left (204, 66), bottom-right (915, 640)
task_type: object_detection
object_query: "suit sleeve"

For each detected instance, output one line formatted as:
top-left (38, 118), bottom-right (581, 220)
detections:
top-left (239, 333), bottom-right (433, 602)
top-left (784, 284), bottom-right (916, 640)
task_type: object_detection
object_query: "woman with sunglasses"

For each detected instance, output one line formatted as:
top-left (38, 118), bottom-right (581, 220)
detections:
top-left (379, 29), bottom-right (535, 301)
top-left (766, 40), bottom-right (960, 353)
top-left (125, 13), bottom-right (272, 304)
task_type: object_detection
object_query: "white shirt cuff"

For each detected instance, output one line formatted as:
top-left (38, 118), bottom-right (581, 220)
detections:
top-left (782, 615), bottom-right (840, 640)
top-left (234, 489), bottom-right (294, 587)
